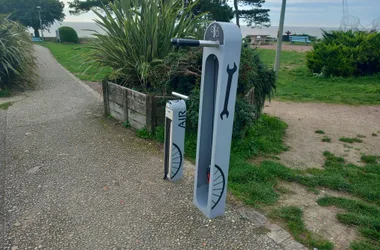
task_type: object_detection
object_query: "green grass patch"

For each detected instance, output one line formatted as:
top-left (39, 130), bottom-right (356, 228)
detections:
top-left (361, 155), bottom-right (379, 164)
top-left (351, 240), bottom-right (380, 250)
top-left (0, 101), bottom-right (12, 110)
top-left (123, 121), bottom-right (131, 128)
top-left (39, 42), bottom-right (111, 82)
top-left (318, 196), bottom-right (380, 248)
top-left (231, 114), bottom-right (289, 159)
top-left (315, 130), bottom-right (325, 134)
top-left (136, 127), bottom-right (154, 140)
top-left (339, 137), bottom-right (363, 143)
top-left (229, 159), bottom-right (281, 207)
top-left (230, 150), bottom-right (380, 206)
top-left (322, 136), bottom-right (331, 142)
top-left (0, 89), bottom-right (11, 98)
top-left (258, 49), bottom-right (380, 105)
top-left (270, 206), bottom-right (334, 250)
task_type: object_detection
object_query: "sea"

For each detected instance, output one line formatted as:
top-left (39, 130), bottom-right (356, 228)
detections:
top-left (36, 21), bottom-right (341, 39)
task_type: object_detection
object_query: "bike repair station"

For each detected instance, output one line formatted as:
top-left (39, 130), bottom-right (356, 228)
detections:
top-left (163, 22), bottom-right (242, 219)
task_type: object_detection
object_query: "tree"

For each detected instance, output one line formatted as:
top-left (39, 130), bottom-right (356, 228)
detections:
top-left (68, 0), bottom-right (113, 15)
top-left (68, 0), bottom-right (233, 22)
top-left (191, 0), bottom-right (234, 22)
top-left (0, 0), bottom-right (65, 37)
top-left (234, 0), bottom-right (270, 28)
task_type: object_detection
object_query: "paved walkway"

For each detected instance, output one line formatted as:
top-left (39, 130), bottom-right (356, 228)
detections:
top-left (0, 46), bottom-right (300, 249)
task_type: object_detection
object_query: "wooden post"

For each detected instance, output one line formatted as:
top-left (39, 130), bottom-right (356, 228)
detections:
top-left (152, 96), bottom-right (158, 129)
top-left (123, 88), bottom-right (129, 122)
top-left (145, 95), bottom-right (154, 133)
top-left (102, 80), bottom-right (110, 116)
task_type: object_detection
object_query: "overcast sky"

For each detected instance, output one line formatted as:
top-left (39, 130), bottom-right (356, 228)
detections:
top-left (61, 0), bottom-right (380, 28)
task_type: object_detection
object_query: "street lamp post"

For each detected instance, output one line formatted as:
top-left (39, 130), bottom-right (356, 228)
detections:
top-left (37, 6), bottom-right (44, 41)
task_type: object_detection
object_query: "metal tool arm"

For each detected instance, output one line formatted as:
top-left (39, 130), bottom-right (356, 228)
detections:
top-left (172, 92), bottom-right (190, 100)
top-left (171, 38), bottom-right (219, 48)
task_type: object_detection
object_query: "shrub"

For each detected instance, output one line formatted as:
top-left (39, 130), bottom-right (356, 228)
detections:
top-left (306, 30), bottom-right (380, 77)
top-left (0, 15), bottom-right (36, 89)
top-left (58, 26), bottom-right (79, 43)
top-left (88, 0), bottom-right (204, 92)
top-left (238, 46), bottom-right (276, 115)
top-left (185, 88), bottom-right (255, 139)
top-left (163, 46), bottom-right (276, 138)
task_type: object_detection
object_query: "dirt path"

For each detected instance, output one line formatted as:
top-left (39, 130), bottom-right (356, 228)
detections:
top-left (264, 100), bottom-right (380, 249)
top-left (265, 101), bottom-right (380, 169)
top-left (254, 44), bottom-right (313, 52)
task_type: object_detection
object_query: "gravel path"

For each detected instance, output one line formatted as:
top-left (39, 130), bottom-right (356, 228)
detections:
top-left (265, 101), bottom-right (380, 169)
top-left (0, 46), bottom-right (298, 249)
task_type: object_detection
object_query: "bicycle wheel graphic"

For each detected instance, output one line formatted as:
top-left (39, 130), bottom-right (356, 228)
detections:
top-left (171, 143), bottom-right (183, 179)
top-left (211, 165), bottom-right (225, 209)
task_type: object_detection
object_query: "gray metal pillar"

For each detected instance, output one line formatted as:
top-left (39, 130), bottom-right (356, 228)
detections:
top-left (171, 22), bottom-right (242, 218)
top-left (194, 22), bottom-right (241, 218)
top-left (163, 94), bottom-right (187, 181)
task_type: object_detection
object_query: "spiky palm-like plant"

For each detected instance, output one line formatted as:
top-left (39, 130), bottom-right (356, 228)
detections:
top-left (0, 15), bottom-right (36, 89)
top-left (88, 0), bottom-right (205, 93)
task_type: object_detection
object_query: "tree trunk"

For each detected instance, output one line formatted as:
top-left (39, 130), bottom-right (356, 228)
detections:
top-left (34, 28), bottom-right (40, 38)
top-left (234, 0), bottom-right (240, 27)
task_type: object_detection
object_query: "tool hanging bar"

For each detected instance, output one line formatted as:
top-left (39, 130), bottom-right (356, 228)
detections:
top-left (172, 92), bottom-right (190, 100)
top-left (171, 38), bottom-right (219, 48)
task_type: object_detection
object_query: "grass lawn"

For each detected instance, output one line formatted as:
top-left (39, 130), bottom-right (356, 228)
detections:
top-left (258, 49), bottom-right (380, 105)
top-left (42, 42), bottom-right (380, 105)
top-left (39, 42), bottom-right (111, 82)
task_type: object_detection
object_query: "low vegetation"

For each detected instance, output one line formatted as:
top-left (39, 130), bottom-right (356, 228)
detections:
top-left (0, 88), bottom-right (11, 98)
top-left (339, 137), bottom-right (363, 143)
top-left (270, 206), bottom-right (333, 250)
top-left (321, 136), bottom-right (331, 142)
top-left (259, 49), bottom-right (380, 105)
top-left (307, 30), bottom-right (380, 77)
top-left (0, 15), bottom-right (36, 91)
top-left (88, 0), bottom-right (204, 92)
top-left (361, 155), bottom-right (379, 164)
top-left (0, 101), bottom-right (12, 110)
top-left (58, 26), bottom-right (79, 43)
top-left (318, 196), bottom-right (380, 249)
top-left (315, 130), bottom-right (325, 134)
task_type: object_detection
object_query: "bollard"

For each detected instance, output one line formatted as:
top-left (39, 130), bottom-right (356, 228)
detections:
top-left (172, 22), bottom-right (242, 218)
top-left (163, 92), bottom-right (188, 181)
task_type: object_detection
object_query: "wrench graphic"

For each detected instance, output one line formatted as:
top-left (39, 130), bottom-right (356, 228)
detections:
top-left (220, 63), bottom-right (237, 120)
